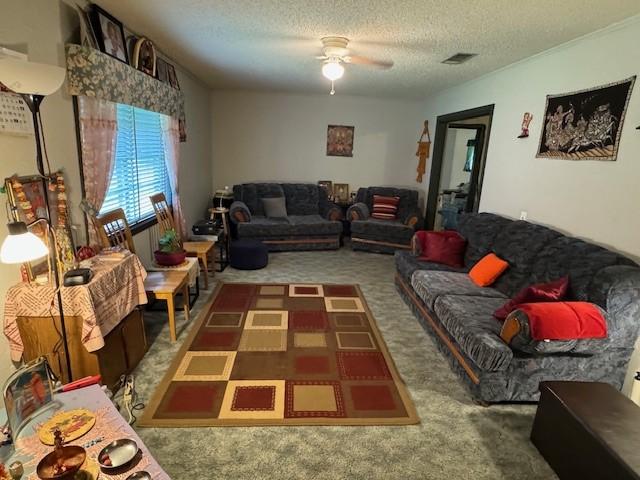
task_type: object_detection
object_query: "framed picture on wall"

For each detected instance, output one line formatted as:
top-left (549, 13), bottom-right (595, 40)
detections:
top-left (90, 5), bottom-right (129, 64)
top-left (326, 125), bottom-right (354, 157)
top-left (333, 183), bottom-right (349, 202)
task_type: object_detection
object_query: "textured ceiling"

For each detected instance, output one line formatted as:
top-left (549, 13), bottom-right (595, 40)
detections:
top-left (95, 0), bottom-right (640, 98)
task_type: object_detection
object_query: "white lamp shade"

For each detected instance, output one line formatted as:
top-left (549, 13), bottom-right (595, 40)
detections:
top-left (1, 223), bottom-right (49, 264)
top-left (322, 61), bottom-right (345, 81)
top-left (0, 57), bottom-right (65, 96)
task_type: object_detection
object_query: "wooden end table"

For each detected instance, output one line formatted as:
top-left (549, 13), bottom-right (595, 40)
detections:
top-left (144, 270), bottom-right (190, 342)
top-left (184, 240), bottom-right (215, 290)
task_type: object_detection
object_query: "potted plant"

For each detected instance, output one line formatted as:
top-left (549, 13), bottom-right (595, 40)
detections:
top-left (154, 228), bottom-right (186, 266)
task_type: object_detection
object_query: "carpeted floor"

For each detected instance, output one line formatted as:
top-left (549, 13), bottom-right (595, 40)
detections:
top-left (132, 247), bottom-right (557, 479)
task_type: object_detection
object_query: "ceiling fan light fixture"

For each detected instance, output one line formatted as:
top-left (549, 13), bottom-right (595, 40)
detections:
top-left (322, 61), bottom-right (344, 81)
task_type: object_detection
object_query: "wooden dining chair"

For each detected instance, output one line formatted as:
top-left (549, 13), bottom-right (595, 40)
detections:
top-left (150, 192), bottom-right (215, 289)
top-left (93, 208), bottom-right (190, 342)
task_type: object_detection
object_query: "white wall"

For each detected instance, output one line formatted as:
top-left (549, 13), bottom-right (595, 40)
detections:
top-left (416, 16), bottom-right (640, 394)
top-left (0, 0), bottom-right (212, 384)
top-left (416, 16), bottom-right (640, 261)
top-left (211, 91), bottom-right (424, 198)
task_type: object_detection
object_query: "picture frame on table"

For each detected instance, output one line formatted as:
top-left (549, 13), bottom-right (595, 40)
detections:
top-left (3, 357), bottom-right (54, 437)
top-left (333, 183), bottom-right (349, 202)
top-left (90, 4), bottom-right (129, 64)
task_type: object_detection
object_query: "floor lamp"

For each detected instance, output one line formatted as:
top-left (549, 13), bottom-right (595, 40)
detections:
top-left (0, 54), bottom-right (73, 382)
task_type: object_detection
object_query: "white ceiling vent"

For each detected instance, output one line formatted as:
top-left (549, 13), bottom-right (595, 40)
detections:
top-left (442, 53), bottom-right (478, 65)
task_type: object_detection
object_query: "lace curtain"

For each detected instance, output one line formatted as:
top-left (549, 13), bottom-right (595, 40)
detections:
top-left (77, 96), bottom-right (117, 245)
top-left (161, 115), bottom-right (186, 240)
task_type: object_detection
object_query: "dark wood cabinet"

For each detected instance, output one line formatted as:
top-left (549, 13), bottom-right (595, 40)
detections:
top-left (17, 308), bottom-right (147, 389)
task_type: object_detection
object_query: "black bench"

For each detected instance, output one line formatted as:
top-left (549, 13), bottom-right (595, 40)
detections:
top-left (531, 381), bottom-right (640, 480)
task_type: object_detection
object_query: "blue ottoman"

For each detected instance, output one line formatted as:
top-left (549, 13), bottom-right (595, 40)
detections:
top-left (230, 239), bottom-right (269, 270)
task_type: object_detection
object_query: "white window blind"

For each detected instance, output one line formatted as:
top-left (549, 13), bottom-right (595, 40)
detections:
top-left (101, 104), bottom-right (172, 225)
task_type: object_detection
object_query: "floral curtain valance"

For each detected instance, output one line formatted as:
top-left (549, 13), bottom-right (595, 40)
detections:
top-left (65, 44), bottom-right (184, 121)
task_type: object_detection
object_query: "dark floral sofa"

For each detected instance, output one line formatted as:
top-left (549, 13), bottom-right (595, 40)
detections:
top-left (347, 186), bottom-right (423, 254)
top-left (229, 183), bottom-right (343, 251)
top-left (395, 212), bottom-right (640, 403)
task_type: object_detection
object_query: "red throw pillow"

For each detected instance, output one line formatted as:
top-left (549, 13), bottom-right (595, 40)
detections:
top-left (494, 276), bottom-right (569, 320)
top-left (517, 302), bottom-right (607, 340)
top-left (371, 195), bottom-right (400, 220)
top-left (417, 231), bottom-right (466, 268)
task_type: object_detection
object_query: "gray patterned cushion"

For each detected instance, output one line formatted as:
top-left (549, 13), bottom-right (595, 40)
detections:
top-left (351, 219), bottom-right (415, 244)
top-left (237, 215), bottom-right (341, 238)
top-left (456, 213), bottom-right (512, 267)
top-left (282, 184), bottom-right (319, 215)
top-left (261, 197), bottom-right (288, 218)
top-left (411, 270), bottom-right (507, 309)
top-left (395, 251), bottom-right (466, 283)
top-left (434, 295), bottom-right (513, 371)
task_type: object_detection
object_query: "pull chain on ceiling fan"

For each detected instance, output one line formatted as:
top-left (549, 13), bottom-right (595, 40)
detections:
top-left (316, 36), bottom-right (393, 95)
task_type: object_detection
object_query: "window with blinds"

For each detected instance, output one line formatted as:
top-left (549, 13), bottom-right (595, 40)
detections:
top-left (100, 104), bottom-right (172, 225)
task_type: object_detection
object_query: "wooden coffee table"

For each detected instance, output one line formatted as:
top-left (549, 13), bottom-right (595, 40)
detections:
top-left (144, 270), bottom-right (190, 342)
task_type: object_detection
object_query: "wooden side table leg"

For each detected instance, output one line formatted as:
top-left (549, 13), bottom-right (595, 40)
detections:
top-left (182, 282), bottom-right (190, 322)
top-left (200, 252), bottom-right (209, 290)
top-left (166, 294), bottom-right (177, 342)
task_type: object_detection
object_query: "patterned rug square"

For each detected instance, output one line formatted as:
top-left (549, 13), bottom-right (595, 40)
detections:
top-left (139, 283), bottom-right (419, 427)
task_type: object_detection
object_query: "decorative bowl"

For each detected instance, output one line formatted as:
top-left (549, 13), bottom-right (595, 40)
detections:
top-left (36, 446), bottom-right (86, 480)
top-left (153, 249), bottom-right (187, 266)
top-left (126, 471), bottom-right (152, 480)
top-left (98, 438), bottom-right (139, 470)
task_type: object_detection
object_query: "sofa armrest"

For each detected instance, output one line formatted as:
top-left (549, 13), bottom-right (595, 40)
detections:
top-left (500, 304), bottom-right (609, 355)
top-left (323, 203), bottom-right (343, 222)
top-left (346, 202), bottom-right (369, 221)
top-left (401, 207), bottom-right (423, 229)
top-left (589, 265), bottom-right (640, 349)
top-left (411, 231), bottom-right (427, 256)
top-left (229, 201), bottom-right (251, 224)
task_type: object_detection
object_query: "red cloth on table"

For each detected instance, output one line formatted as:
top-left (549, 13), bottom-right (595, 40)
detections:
top-left (517, 302), bottom-right (607, 341)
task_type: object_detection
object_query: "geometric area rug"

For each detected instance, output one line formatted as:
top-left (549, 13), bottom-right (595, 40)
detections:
top-left (139, 283), bottom-right (419, 426)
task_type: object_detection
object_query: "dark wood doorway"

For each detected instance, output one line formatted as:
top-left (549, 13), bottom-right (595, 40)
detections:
top-left (425, 104), bottom-right (494, 230)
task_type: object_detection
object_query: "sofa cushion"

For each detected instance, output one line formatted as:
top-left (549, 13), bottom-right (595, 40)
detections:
top-left (371, 195), bottom-right (400, 220)
top-left (395, 251), bottom-right (466, 283)
top-left (262, 197), bottom-right (287, 218)
top-left (491, 220), bottom-right (562, 296)
top-left (233, 183), bottom-right (284, 216)
top-left (411, 270), bottom-right (507, 310)
top-left (456, 213), bottom-right (513, 267)
top-left (415, 231), bottom-right (466, 268)
top-left (237, 215), bottom-right (341, 238)
top-left (494, 276), bottom-right (569, 320)
top-left (287, 215), bottom-right (342, 235)
top-left (282, 184), bottom-right (319, 215)
top-left (469, 253), bottom-right (509, 287)
top-left (237, 216), bottom-right (291, 237)
top-left (529, 236), bottom-right (637, 306)
top-left (357, 187), bottom-right (419, 223)
top-left (351, 219), bottom-right (414, 244)
top-left (434, 295), bottom-right (513, 372)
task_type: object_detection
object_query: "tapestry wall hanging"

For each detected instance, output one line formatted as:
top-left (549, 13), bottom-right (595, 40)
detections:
top-left (537, 76), bottom-right (635, 161)
top-left (326, 125), bottom-right (354, 157)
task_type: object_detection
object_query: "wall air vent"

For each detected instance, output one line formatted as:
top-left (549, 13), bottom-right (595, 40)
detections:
top-left (442, 53), bottom-right (478, 65)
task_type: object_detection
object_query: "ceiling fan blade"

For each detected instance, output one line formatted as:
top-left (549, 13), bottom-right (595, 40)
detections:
top-left (345, 55), bottom-right (394, 69)
top-left (315, 55), bottom-right (329, 60)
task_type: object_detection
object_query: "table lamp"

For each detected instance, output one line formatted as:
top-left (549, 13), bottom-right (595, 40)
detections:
top-left (0, 53), bottom-right (73, 381)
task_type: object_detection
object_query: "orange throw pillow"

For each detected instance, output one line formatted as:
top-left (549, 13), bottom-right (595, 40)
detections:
top-left (469, 253), bottom-right (509, 287)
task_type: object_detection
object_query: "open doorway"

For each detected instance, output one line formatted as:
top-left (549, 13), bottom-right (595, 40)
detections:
top-left (425, 105), bottom-right (494, 230)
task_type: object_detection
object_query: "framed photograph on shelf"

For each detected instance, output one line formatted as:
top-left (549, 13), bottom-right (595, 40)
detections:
top-left (90, 4), bottom-right (129, 64)
top-left (333, 183), bottom-right (349, 202)
top-left (156, 57), bottom-right (170, 84)
top-left (326, 125), bottom-right (354, 157)
top-left (76, 6), bottom-right (97, 49)
top-left (133, 37), bottom-right (156, 77)
top-left (318, 180), bottom-right (333, 194)
top-left (167, 63), bottom-right (180, 90)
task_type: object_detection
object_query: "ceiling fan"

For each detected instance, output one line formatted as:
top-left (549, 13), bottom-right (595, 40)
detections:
top-left (316, 36), bottom-right (393, 95)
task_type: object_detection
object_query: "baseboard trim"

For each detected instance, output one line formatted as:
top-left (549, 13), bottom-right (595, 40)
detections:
top-left (352, 237), bottom-right (411, 250)
top-left (395, 273), bottom-right (480, 385)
